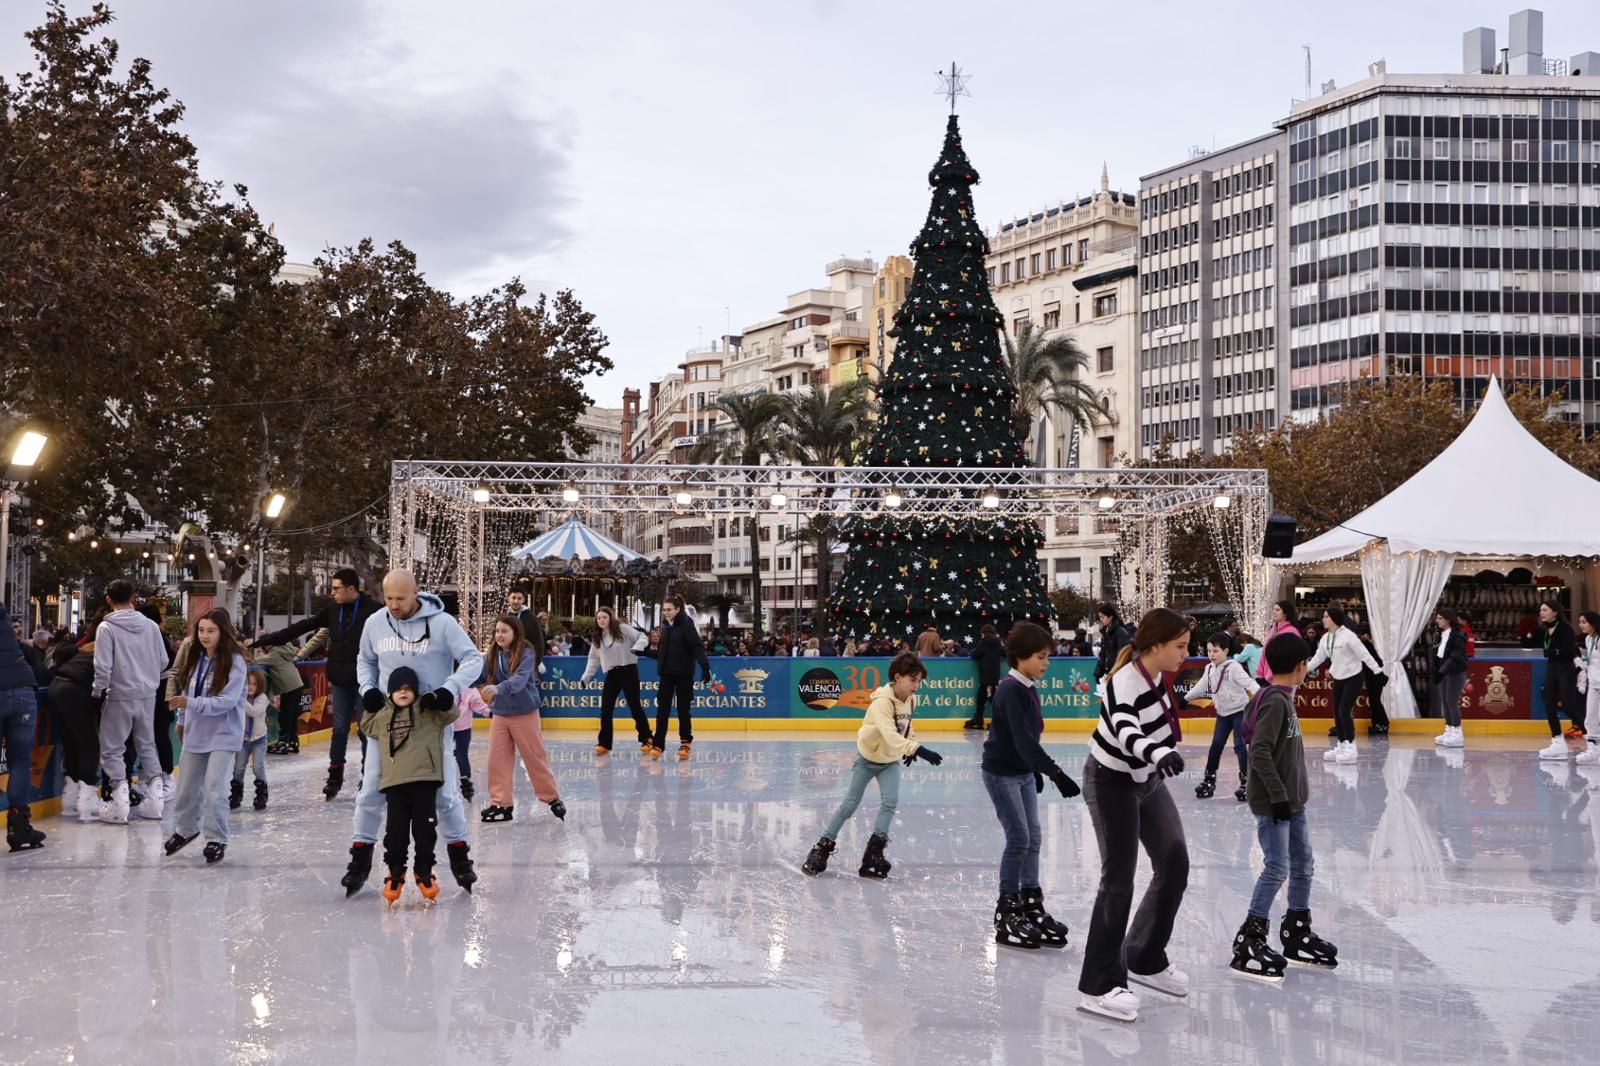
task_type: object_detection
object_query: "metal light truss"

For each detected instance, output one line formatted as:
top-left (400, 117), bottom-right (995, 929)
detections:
top-left (390, 459), bottom-right (1274, 640)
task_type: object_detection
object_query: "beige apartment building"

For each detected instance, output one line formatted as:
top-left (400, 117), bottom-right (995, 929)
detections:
top-left (985, 170), bottom-right (1141, 601)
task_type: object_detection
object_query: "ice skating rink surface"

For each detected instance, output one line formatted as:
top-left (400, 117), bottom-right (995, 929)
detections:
top-left (3, 731), bottom-right (1597, 1066)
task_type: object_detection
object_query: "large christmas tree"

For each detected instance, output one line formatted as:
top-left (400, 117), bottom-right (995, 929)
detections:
top-left (832, 113), bottom-right (1054, 647)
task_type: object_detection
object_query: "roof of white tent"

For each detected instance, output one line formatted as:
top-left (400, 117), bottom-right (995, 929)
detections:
top-left (509, 516), bottom-right (643, 563)
top-left (1288, 377), bottom-right (1600, 563)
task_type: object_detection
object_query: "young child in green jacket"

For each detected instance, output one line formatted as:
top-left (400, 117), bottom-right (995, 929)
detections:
top-left (359, 666), bottom-right (457, 905)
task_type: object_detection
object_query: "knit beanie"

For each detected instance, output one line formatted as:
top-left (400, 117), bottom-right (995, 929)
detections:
top-left (387, 666), bottom-right (420, 696)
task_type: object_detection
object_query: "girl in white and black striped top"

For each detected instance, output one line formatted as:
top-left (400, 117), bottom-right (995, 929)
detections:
top-left (1077, 607), bottom-right (1193, 1025)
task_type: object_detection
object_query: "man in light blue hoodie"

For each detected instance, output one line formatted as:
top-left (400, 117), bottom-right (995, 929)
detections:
top-left (93, 579), bottom-right (172, 824)
top-left (341, 569), bottom-right (484, 897)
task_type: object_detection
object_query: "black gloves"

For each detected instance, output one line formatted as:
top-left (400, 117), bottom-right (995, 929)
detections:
top-left (420, 688), bottom-right (454, 712)
top-left (913, 746), bottom-right (943, 766)
top-left (1035, 772), bottom-right (1045, 794)
top-left (1155, 750), bottom-right (1185, 779)
top-left (1049, 769), bottom-right (1081, 798)
top-left (361, 689), bottom-right (385, 713)
top-left (1271, 800), bottom-right (1294, 823)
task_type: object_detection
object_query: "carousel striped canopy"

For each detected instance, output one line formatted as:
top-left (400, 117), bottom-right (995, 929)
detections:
top-left (509, 516), bottom-right (644, 563)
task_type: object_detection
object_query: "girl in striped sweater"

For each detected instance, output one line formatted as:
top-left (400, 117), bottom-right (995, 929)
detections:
top-left (1078, 607), bottom-right (1192, 1024)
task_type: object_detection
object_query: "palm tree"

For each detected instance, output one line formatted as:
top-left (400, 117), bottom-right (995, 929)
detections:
top-left (703, 590), bottom-right (744, 630)
top-left (1002, 323), bottom-right (1103, 462)
top-left (782, 380), bottom-right (870, 640)
top-left (692, 391), bottom-right (788, 637)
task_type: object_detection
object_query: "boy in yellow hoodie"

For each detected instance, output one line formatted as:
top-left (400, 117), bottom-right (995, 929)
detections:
top-left (801, 652), bottom-right (943, 880)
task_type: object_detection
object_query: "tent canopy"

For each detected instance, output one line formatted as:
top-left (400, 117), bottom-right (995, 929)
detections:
top-left (509, 516), bottom-right (643, 563)
top-left (1288, 377), bottom-right (1600, 563)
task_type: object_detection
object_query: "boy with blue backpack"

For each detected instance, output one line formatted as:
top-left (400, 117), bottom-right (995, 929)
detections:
top-left (1230, 631), bottom-right (1340, 982)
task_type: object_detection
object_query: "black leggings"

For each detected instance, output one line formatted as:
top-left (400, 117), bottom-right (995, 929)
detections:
top-left (276, 687), bottom-right (304, 745)
top-left (653, 673), bottom-right (695, 748)
top-left (1544, 662), bottom-right (1584, 736)
top-left (600, 664), bottom-right (650, 749)
top-left (1331, 675), bottom-right (1362, 743)
top-left (383, 780), bottom-right (439, 875)
top-left (1363, 667), bottom-right (1389, 729)
top-left (971, 683), bottom-right (996, 724)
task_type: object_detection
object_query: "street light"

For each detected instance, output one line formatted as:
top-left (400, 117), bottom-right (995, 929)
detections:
top-left (1, 428), bottom-right (49, 605)
top-left (882, 488), bottom-right (904, 509)
top-left (256, 491), bottom-right (290, 637)
top-left (264, 493), bottom-right (287, 520)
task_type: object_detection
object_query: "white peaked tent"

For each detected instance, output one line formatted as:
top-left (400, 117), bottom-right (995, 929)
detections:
top-left (1286, 377), bottom-right (1600, 717)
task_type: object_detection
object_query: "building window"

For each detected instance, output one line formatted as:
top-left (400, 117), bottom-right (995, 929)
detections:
top-left (1042, 307), bottom-right (1061, 330)
top-left (1000, 263), bottom-right (1010, 284)
top-left (1045, 249), bottom-right (1056, 271)
top-left (1078, 239), bottom-right (1090, 263)
top-left (987, 268), bottom-right (996, 287)
top-left (1031, 253), bottom-right (1041, 274)
top-left (1012, 316), bottom-right (1030, 336)
top-left (1097, 346), bottom-right (1114, 373)
top-left (1093, 292), bottom-right (1117, 317)
top-left (1014, 258), bottom-right (1025, 278)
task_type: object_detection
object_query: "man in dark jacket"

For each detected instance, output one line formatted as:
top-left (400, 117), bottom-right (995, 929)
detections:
top-left (507, 589), bottom-right (545, 659)
top-left (254, 567), bottom-right (380, 799)
top-left (964, 623), bottom-right (1005, 730)
top-left (1093, 604), bottom-right (1133, 682)
top-left (1, 599), bottom-right (45, 849)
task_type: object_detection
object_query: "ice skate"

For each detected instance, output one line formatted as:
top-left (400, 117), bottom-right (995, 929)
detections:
top-left (202, 842), bottom-right (226, 865)
top-left (1077, 987), bottom-right (1139, 1023)
top-left (548, 798), bottom-right (567, 821)
top-left (480, 804), bottom-right (513, 823)
top-left (1230, 915), bottom-right (1286, 982)
top-left (381, 868), bottom-right (405, 906)
top-left (415, 869), bottom-right (440, 902)
top-left (962, 716), bottom-right (985, 730)
top-left (1194, 772), bottom-right (1216, 799)
top-left (76, 779), bottom-right (99, 822)
top-left (1439, 726), bottom-right (1464, 749)
top-left (322, 762), bottom-right (344, 801)
top-left (1233, 775), bottom-right (1248, 802)
top-left (1575, 742), bottom-right (1600, 765)
top-left (229, 778), bottom-right (244, 810)
top-left (993, 891), bottom-right (1042, 949)
top-left (1539, 736), bottom-right (1571, 761)
top-left (136, 775), bottom-right (165, 820)
top-left (1128, 963), bottom-right (1189, 998)
top-left (1333, 740), bottom-right (1358, 764)
top-left (341, 842), bottom-right (374, 897)
top-left (1019, 886), bottom-right (1068, 947)
top-left (594, 745), bottom-right (610, 756)
top-left (677, 742), bottom-right (692, 761)
top-left (1322, 744), bottom-right (1340, 763)
top-left (253, 779), bottom-right (268, 811)
top-left (801, 836), bottom-right (836, 876)
top-left (1279, 908), bottom-right (1338, 968)
top-left (447, 841), bottom-right (477, 893)
top-left (164, 832), bottom-right (197, 856)
top-left (858, 833), bottom-right (891, 880)
top-left (97, 780), bottom-right (130, 825)
top-left (6, 807), bottom-right (45, 852)
top-left (460, 777), bottom-right (475, 800)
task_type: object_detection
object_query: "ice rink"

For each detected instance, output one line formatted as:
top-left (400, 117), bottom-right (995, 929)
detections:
top-left (3, 731), bottom-right (1597, 1066)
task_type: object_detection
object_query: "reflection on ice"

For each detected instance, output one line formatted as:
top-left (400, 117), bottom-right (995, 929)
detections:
top-left (1, 736), bottom-right (1595, 1065)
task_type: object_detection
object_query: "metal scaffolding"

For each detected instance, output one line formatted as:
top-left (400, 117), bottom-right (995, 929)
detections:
top-left (389, 459), bottom-right (1273, 641)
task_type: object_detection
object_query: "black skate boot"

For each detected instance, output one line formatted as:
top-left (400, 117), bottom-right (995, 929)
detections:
top-left (228, 778), bottom-right (244, 810)
top-left (1230, 915), bottom-right (1286, 982)
top-left (322, 762), bottom-right (344, 801)
top-left (6, 807), bottom-right (45, 852)
top-left (1280, 908), bottom-right (1338, 968)
top-left (163, 832), bottom-right (198, 856)
top-left (203, 842), bottom-right (226, 864)
top-left (253, 779), bottom-right (268, 811)
top-left (1194, 772), bottom-right (1216, 799)
top-left (801, 836), bottom-right (836, 876)
top-left (447, 841), bottom-right (477, 893)
top-left (962, 715), bottom-right (985, 730)
top-left (342, 842), bottom-right (374, 897)
top-left (460, 777), bottom-right (475, 801)
top-left (549, 798), bottom-right (567, 821)
top-left (1234, 772), bottom-right (1248, 803)
top-left (858, 833), bottom-right (891, 880)
top-left (994, 891), bottom-right (1043, 950)
top-left (1019, 886), bottom-right (1068, 948)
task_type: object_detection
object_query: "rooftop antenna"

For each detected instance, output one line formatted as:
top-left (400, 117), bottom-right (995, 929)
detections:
top-left (935, 61), bottom-right (971, 113)
top-left (1303, 44), bottom-right (1313, 99)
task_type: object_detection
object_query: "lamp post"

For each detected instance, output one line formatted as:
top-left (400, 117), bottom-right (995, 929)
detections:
top-left (255, 492), bottom-right (288, 637)
top-left (1, 430), bottom-right (48, 605)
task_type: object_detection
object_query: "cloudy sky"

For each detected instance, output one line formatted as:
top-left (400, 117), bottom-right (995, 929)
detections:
top-left (6, 1), bottom-right (1599, 408)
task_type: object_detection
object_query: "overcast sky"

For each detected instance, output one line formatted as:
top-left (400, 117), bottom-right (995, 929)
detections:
top-left (6, 2), bottom-right (1600, 409)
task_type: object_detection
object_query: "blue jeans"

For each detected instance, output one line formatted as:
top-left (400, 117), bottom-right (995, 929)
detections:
top-left (232, 736), bottom-right (267, 783)
top-left (1204, 713), bottom-right (1248, 778)
top-left (0, 686), bottom-right (38, 811)
top-left (328, 683), bottom-right (362, 766)
top-left (983, 770), bottom-right (1041, 893)
top-left (453, 728), bottom-right (471, 780)
top-left (1249, 809), bottom-right (1313, 918)
top-left (164, 747), bottom-right (235, 844)
top-left (353, 725), bottom-right (467, 845)
top-left (822, 755), bottom-right (901, 839)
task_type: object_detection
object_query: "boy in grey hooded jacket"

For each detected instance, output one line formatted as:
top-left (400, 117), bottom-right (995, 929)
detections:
top-left (92, 580), bottom-right (172, 823)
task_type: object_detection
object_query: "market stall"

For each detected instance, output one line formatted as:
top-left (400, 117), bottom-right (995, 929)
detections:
top-left (1280, 379), bottom-right (1600, 719)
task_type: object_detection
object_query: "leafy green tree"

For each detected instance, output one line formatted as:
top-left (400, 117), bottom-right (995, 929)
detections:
top-left (1002, 322), bottom-right (1102, 456)
top-left (693, 392), bottom-right (788, 637)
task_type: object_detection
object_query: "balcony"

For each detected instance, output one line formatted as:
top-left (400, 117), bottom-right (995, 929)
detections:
top-left (826, 321), bottom-right (870, 347)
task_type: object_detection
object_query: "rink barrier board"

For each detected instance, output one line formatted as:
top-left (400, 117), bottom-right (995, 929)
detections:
top-left (0, 654), bottom-right (1573, 812)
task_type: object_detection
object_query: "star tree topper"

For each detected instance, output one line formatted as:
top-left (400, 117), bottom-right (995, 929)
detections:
top-left (935, 61), bottom-right (971, 114)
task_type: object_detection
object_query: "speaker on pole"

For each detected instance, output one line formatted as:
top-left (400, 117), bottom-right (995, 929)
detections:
top-left (1262, 513), bottom-right (1298, 559)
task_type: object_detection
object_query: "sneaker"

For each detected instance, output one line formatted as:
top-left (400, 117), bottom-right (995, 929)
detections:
top-left (1127, 964), bottom-right (1189, 998)
top-left (1539, 737), bottom-right (1572, 761)
top-left (1078, 987), bottom-right (1140, 1023)
top-left (1575, 744), bottom-right (1600, 766)
top-left (1334, 741), bottom-right (1358, 765)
